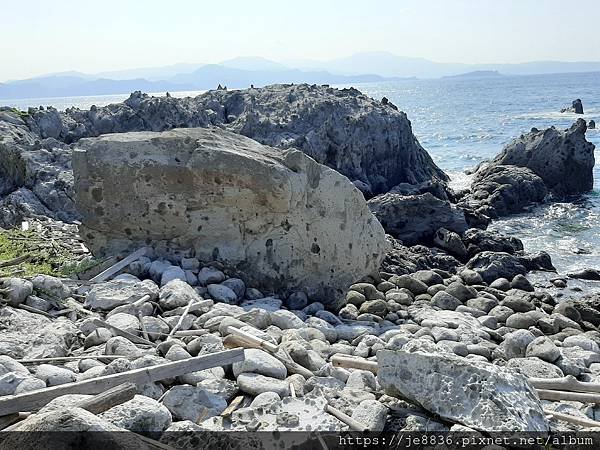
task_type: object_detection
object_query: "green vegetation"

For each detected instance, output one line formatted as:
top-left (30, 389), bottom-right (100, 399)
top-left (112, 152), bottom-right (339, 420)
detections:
top-left (8, 107), bottom-right (30, 120)
top-left (0, 227), bottom-right (102, 278)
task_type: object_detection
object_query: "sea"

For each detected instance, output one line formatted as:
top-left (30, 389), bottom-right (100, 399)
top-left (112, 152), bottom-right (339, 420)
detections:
top-left (2, 72), bottom-right (599, 281)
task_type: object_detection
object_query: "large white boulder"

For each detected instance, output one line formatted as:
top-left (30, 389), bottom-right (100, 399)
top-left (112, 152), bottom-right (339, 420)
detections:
top-left (73, 127), bottom-right (388, 307)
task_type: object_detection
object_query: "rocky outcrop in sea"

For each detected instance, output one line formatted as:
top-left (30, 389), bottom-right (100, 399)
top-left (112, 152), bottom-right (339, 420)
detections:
top-left (0, 85), bottom-right (599, 440)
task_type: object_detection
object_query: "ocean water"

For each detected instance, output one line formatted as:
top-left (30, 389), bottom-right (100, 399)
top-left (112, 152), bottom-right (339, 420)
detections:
top-left (2, 72), bottom-right (599, 276)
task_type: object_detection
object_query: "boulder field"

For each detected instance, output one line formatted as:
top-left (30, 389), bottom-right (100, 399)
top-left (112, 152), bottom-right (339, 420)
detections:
top-left (0, 85), bottom-right (599, 437)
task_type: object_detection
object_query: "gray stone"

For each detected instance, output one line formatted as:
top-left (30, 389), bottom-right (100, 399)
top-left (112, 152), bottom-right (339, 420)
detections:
top-left (431, 291), bottom-right (461, 310)
top-left (197, 267), bottom-right (226, 285)
top-left (497, 329), bottom-right (536, 360)
top-left (445, 282), bottom-right (477, 301)
top-left (162, 385), bottom-right (227, 422)
top-left (84, 279), bottom-right (158, 311)
top-left (351, 400), bottom-right (388, 431)
top-left (0, 278), bottom-right (33, 306)
top-left (106, 313), bottom-right (140, 334)
top-left (207, 284), bottom-right (238, 304)
top-left (377, 349), bottom-right (548, 431)
top-left (35, 364), bottom-right (76, 386)
top-left (511, 274), bottom-right (534, 292)
top-left (271, 310), bottom-right (305, 330)
top-left (526, 336), bottom-right (561, 362)
top-left (100, 394), bottom-right (172, 435)
top-left (506, 357), bottom-right (564, 379)
top-left (237, 373), bottom-right (290, 397)
top-left (232, 349), bottom-right (287, 379)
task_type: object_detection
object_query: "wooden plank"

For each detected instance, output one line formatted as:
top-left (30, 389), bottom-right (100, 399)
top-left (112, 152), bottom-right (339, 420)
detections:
top-left (0, 348), bottom-right (244, 416)
top-left (220, 395), bottom-right (244, 417)
top-left (88, 247), bottom-right (147, 284)
top-left (17, 355), bottom-right (124, 365)
top-left (91, 318), bottom-right (156, 347)
top-left (331, 354), bottom-right (378, 373)
top-left (537, 389), bottom-right (600, 404)
top-left (77, 382), bottom-right (137, 414)
top-left (544, 408), bottom-right (600, 428)
top-left (325, 404), bottom-right (368, 432)
top-left (531, 376), bottom-right (600, 394)
top-left (167, 298), bottom-right (196, 338)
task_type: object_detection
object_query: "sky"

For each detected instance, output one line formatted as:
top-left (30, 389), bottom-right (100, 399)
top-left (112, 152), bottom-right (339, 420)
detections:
top-left (2, 0), bottom-right (599, 81)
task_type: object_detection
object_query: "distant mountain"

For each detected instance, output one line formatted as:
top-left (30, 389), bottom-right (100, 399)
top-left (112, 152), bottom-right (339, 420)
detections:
top-left (219, 56), bottom-right (289, 72)
top-left (0, 75), bottom-right (186, 99)
top-left (3, 52), bottom-right (600, 100)
top-left (443, 70), bottom-right (503, 79)
top-left (169, 64), bottom-right (390, 89)
top-left (0, 66), bottom-right (394, 100)
top-left (291, 51), bottom-right (600, 78)
top-left (96, 63), bottom-right (205, 81)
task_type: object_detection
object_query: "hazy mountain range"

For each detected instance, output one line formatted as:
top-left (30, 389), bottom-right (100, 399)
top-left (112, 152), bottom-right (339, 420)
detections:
top-left (2, 52), bottom-right (600, 100)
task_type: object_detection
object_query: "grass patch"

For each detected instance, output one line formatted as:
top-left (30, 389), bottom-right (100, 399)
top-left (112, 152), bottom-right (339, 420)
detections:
top-left (0, 227), bottom-right (102, 278)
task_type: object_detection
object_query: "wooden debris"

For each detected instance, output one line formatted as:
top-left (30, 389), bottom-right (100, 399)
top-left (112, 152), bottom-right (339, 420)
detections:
top-left (167, 298), bottom-right (197, 339)
top-left (530, 375), bottom-right (600, 394)
top-left (0, 348), bottom-right (245, 416)
top-left (87, 247), bottom-right (147, 284)
top-left (0, 301), bottom-right (55, 318)
top-left (543, 408), bottom-right (600, 428)
top-left (331, 354), bottom-right (378, 374)
top-left (0, 253), bottom-right (31, 268)
top-left (76, 382), bottom-right (137, 414)
top-left (16, 355), bottom-right (125, 365)
top-left (221, 395), bottom-right (245, 417)
top-left (324, 404), bottom-right (368, 432)
top-left (289, 381), bottom-right (296, 398)
top-left (90, 317), bottom-right (156, 347)
top-left (536, 389), bottom-right (600, 404)
top-left (138, 311), bottom-right (150, 341)
top-left (224, 326), bottom-right (314, 379)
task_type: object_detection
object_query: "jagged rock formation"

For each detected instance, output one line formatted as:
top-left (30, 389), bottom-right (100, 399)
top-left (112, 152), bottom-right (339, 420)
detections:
top-left (0, 85), bottom-right (448, 228)
top-left (462, 120), bottom-right (595, 218)
top-left (560, 99), bottom-right (584, 114)
top-left (73, 127), bottom-right (388, 306)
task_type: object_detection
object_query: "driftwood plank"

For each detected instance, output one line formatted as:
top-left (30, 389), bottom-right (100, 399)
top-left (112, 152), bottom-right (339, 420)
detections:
top-left (0, 348), bottom-right (244, 416)
top-left (88, 247), bottom-right (147, 284)
top-left (325, 404), bottom-right (368, 432)
top-left (76, 382), bottom-right (137, 414)
top-left (91, 317), bottom-right (156, 347)
top-left (544, 408), bottom-right (600, 428)
top-left (536, 389), bottom-right (600, 404)
top-left (331, 354), bottom-right (378, 373)
top-left (530, 375), bottom-right (600, 394)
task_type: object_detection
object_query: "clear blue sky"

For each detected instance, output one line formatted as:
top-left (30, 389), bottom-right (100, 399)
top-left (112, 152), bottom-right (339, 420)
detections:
top-left (2, 0), bottom-right (599, 81)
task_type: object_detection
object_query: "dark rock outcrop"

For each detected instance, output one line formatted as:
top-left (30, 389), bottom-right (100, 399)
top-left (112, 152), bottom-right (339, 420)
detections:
top-left (465, 250), bottom-right (554, 283)
top-left (368, 192), bottom-right (468, 245)
top-left (381, 236), bottom-right (461, 275)
top-left (484, 120), bottom-right (595, 197)
top-left (561, 99), bottom-right (584, 114)
top-left (463, 120), bottom-right (595, 219)
top-left (461, 228), bottom-right (524, 258)
top-left (461, 165), bottom-right (547, 218)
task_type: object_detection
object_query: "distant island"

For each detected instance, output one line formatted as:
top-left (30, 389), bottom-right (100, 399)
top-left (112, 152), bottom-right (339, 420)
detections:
top-left (443, 70), bottom-right (503, 79)
top-left (2, 52), bottom-right (600, 100)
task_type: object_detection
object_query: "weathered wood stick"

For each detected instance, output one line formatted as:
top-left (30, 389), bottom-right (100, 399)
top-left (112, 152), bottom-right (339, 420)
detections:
top-left (16, 355), bottom-right (125, 364)
top-left (331, 354), bottom-right (378, 373)
top-left (543, 408), bottom-right (600, 428)
top-left (224, 325), bottom-right (278, 353)
top-left (167, 298), bottom-right (196, 338)
top-left (172, 329), bottom-right (209, 337)
top-left (1, 383), bottom-right (136, 431)
top-left (325, 404), bottom-right (368, 432)
top-left (536, 389), bottom-right (600, 404)
top-left (138, 312), bottom-right (150, 342)
top-left (0, 301), bottom-right (54, 318)
top-left (224, 326), bottom-right (314, 379)
top-left (531, 376), bottom-right (600, 394)
top-left (289, 381), bottom-right (296, 398)
top-left (0, 254), bottom-right (31, 268)
top-left (88, 247), bottom-right (147, 284)
top-left (0, 348), bottom-right (245, 416)
top-left (91, 318), bottom-right (156, 347)
top-left (220, 395), bottom-right (244, 417)
top-left (76, 382), bottom-right (137, 414)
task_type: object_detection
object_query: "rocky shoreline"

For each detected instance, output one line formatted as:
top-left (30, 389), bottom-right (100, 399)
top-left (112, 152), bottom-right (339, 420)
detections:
top-left (0, 85), bottom-right (599, 445)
